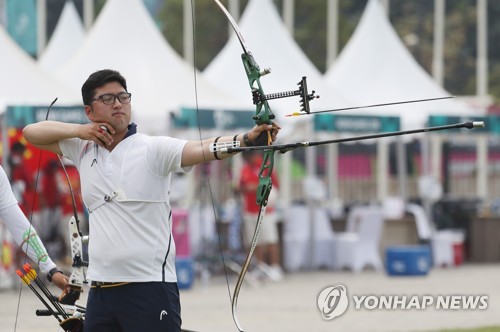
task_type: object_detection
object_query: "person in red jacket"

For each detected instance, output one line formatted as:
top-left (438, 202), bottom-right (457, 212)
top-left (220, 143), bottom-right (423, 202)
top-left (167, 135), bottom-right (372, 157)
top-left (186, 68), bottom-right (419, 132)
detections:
top-left (239, 150), bottom-right (283, 281)
top-left (8, 141), bottom-right (34, 215)
top-left (38, 160), bottom-right (65, 261)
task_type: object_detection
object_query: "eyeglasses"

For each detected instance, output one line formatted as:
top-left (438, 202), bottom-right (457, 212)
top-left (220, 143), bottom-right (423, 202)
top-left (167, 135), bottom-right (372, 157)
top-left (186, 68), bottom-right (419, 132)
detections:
top-left (91, 92), bottom-right (132, 105)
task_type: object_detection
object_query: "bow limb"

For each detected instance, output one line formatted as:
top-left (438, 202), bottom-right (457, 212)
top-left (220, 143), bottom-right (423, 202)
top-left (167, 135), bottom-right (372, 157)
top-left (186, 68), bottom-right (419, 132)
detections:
top-left (231, 149), bottom-right (274, 332)
top-left (51, 128), bottom-right (87, 330)
top-left (57, 157), bottom-right (88, 297)
top-left (231, 197), bottom-right (268, 332)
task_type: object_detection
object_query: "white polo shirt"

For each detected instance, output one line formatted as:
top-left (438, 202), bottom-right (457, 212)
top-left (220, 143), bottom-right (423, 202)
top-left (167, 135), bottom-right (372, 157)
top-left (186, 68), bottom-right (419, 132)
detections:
top-left (59, 131), bottom-right (189, 282)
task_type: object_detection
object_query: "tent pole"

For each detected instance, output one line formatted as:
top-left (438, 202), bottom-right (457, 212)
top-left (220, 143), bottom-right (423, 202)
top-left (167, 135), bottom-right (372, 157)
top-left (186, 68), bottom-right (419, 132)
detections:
top-left (37, 0), bottom-right (46, 57)
top-left (83, 0), bottom-right (94, 31)
top-left (476, 0), bottom-right (488, 101)
top-left (326, 0), bottom-right (338, 69)
top-left (432, 0), bottom-right (445, 86)
top-left (283, 0), bottom-right (294, 36)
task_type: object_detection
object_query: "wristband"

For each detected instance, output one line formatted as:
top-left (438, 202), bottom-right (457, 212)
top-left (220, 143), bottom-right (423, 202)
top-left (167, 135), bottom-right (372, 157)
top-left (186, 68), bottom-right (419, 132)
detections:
top-left (213, 136), bottom-right (221, 160)
top-left (243, 132), bottom-right (254, 146)
top-left (47, 267), bottom-right (63, 282)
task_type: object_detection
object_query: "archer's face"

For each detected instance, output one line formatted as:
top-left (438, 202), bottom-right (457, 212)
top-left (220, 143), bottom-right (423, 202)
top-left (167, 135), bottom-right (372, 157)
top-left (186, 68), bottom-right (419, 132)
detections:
top-left (85, 81), bottom-right (132, 135)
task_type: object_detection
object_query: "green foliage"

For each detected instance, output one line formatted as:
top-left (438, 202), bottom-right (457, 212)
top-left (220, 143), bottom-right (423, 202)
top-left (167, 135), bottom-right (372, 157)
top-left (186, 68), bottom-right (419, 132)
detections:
top-left (391, 0), bottom-right (434, 74)
top-left (95, 0), bottom-right (107, 15)
top-left (158, 0), bottom-right (248, 70)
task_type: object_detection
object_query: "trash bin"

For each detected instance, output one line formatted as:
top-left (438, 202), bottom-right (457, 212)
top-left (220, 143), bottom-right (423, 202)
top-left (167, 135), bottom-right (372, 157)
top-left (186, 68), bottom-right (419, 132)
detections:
top-left (172, 208), bottom-right (194, 289)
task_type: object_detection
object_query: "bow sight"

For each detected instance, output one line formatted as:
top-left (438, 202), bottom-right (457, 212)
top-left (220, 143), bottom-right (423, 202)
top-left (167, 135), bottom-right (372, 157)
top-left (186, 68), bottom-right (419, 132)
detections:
top-left (252, 76), bottom-right (319, 114)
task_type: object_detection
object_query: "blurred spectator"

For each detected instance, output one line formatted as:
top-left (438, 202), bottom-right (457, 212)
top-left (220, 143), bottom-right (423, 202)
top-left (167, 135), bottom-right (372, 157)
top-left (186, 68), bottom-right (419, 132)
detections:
top-left (39, 160), bottom-right (65, 262)
top-left (239, 150), bottom-right (283, 281)
top-left (8, 141), bottom-right (34, 215)
top-left (59, 163), bottom-right (88, 264)
top-left (8, 141), bottom-right (36, 273)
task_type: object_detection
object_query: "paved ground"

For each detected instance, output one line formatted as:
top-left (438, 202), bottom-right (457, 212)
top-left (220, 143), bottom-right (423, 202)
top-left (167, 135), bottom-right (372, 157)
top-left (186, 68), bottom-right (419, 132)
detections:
top-left (1, 263), bottom-right (499, 332)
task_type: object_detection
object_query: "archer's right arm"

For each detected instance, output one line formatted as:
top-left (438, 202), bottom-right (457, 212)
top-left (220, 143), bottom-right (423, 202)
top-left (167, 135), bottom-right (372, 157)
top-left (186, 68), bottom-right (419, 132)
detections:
top-left (23, 120), bottom-right (113, 154)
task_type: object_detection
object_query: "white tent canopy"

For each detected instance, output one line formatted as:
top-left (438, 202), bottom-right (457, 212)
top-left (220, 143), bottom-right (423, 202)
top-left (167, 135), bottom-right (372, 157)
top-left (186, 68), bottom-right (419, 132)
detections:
top-left (38, 0), bottom-right (85, 73)
top-left (0, 26), bottom-right (80, 110)
top-left (324, 0), bottom-right (480, 130)
top-left (204, 0), bottom-right (355, 138)
top-left (57, 0), bottom-right (244, 135)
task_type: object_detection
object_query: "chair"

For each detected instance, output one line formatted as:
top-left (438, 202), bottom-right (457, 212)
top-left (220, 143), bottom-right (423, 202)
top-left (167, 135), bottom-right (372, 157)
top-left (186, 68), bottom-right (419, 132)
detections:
top-left (187, 202), bottom-right (217, 258)
top-left (405, 203), bottom-right (463, 267)
top-left (311, 207), bottom-right (337, 269)
top-left (282, 204), bottom-right (335, 271)
top-left (331, 206), bottom-right (385, 272)
top-left (383, 196), bottom-right (405, 220)
top-left (405, 203), bottom-right (433, 241)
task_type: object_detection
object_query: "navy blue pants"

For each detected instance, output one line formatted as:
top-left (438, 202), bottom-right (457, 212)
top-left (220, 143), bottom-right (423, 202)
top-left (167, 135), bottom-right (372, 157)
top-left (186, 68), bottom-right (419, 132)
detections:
top-left (84, 282), bottom-right (181, 332)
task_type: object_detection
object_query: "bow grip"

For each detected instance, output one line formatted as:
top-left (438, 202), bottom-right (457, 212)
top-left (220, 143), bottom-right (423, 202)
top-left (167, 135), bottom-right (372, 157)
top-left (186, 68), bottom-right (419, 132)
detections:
top-left (254, 130), bottom-right (272, 146)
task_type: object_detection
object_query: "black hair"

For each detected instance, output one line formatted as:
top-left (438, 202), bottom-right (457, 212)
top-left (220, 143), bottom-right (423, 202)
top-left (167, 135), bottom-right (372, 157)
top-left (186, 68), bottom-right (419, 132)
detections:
top-left (81, 69), bottom-right (128, 106)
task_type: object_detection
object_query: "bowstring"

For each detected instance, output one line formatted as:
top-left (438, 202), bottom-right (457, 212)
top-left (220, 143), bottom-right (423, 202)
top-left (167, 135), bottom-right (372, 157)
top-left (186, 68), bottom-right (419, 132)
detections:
top-left (189, 0), bottom-right (233, 310)
top-left (13, 98), bottom-right (57, 331)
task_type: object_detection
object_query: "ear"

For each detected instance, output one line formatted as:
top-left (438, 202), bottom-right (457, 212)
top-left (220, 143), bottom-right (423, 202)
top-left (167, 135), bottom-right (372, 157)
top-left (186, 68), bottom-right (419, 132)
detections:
top-left (84, 105), bottom-right (93, 121)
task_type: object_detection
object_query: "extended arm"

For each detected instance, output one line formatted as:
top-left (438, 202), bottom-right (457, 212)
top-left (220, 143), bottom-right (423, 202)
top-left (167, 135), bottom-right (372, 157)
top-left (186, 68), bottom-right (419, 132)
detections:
top-left (181, 123), bottom-right (280, 167)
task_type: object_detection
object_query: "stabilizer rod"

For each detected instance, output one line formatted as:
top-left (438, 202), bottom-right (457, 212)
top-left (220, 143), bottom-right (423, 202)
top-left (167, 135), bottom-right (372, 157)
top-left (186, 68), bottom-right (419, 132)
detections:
top-left (221, 121), bottom-right (485, 154)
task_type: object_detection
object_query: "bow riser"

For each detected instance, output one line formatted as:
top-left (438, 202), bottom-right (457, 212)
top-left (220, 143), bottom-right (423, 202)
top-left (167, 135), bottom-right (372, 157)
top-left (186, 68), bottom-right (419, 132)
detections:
top-left (240, 53), bottom-right (275, 126)
top-left (256, 152), bottom-right (274, 205)
top-left (68, 216), bottom-right (87, 290)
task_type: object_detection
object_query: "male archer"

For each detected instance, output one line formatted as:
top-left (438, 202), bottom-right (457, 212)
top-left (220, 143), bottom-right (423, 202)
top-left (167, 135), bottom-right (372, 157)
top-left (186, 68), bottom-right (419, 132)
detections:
top-left (23, 69), bottom-right (280, 332)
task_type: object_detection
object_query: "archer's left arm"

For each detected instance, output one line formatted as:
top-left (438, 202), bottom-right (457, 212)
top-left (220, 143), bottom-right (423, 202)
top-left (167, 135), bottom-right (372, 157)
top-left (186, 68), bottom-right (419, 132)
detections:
top-left (181, 123), bottom-right (280, 167)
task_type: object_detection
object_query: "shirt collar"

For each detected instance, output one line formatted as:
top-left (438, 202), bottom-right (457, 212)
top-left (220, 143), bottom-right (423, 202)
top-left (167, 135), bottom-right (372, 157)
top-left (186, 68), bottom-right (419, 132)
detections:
top-left (124, 122), bottom-right (137, 139)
